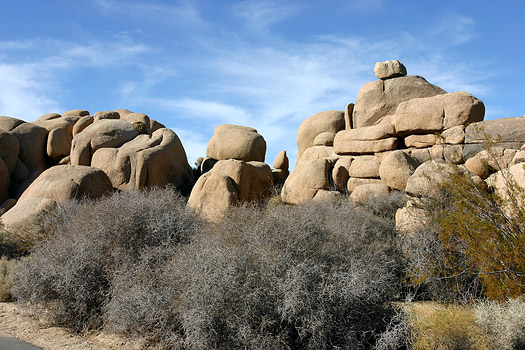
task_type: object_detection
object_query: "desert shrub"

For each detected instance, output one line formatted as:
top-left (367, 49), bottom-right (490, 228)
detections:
top-left (12, 187), bottom-right (198, 333)
top-left (169, 201), bottom-right (402, 349)
top-left (475, 297), bottom-right (525, 350)
top-left (403, 163), bottom-right (525, 301)
top-left (0, 256), bottom-right (17, 301)
top-left (353, 190), bottom-right (408, 224)
top-left (406, 302), bottom-right (489, 350)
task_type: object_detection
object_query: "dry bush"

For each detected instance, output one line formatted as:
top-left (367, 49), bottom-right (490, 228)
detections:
top-left (475, 297), bottom-right (525, 350)
top-left (0, 256), bottom-right (17, 301)
top-left (12, 187), bottom-right (197, 333)
top-left (169, 201), bottom-right (402, 349)
top-left (406, 302), bottom-right (489, 350)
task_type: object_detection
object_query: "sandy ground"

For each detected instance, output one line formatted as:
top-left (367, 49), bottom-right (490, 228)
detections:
top-left (0, 302), bottom-right (148, 350)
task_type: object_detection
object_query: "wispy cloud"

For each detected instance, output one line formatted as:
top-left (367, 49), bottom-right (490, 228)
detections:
top-left (430, 14), bottom-right (476, 45)
top-left (94, 0), bottom-right (203, 27)
top-left (233, 0), bottom-right (299, 31)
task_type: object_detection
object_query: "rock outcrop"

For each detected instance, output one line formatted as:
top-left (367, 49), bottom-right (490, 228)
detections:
top-left (206, 124), bottom-right (266, 162)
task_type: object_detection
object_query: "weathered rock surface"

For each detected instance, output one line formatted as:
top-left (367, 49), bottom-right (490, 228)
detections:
top-left (334, 137), bottom-right (398, 155)
top-left (281, 158), bottom-right (331, 204)
top-left (347, 178), bottom-right (383, 192)
top-left (296, 110), bottom-right (345, 163)
top-left (405, 159), bottom-right (457, 197)
top-left (1, 165), bottom-right (113, 227)
top-left (379, 150), bottom-right (419, 191)
top-left (0, 116), bottom-right (25, 131)
top-left (374, 60), bottom-right (407, 80)
top-left (47, 127), bottom-right (71, 161)
top-left (91, 128), bottom-right (194, 195)
top-left (0, 130), bottom-right (19, 175)
top-left (352, 75), bottom-right (446, 128)
top-left (394, 91), bottom-right (485, 136)
top-left (348, 157), bottom-right (380, 178)
top-left (465, 117), bottom-right (525, 145)
top-left (405, 134), bottom-right (439, 148)
top-left (63, 109), bottom-right (89, 117)
top-left (10, 123), bottom-right (48, 172)
top-left (206, 124), bottom-right (266, 162)
top-left (70, 119), bottom-right (139, 166)
top-left (313, 132), bottom-right (336, 146)
top-left (187, 172), bottom-right (238, 221)
top-left (299, 146), bottom-right (336, 163)
top-left (350, 183), bottom-right (390, 203)
top-left (273, 150), bottom-right (289, 170)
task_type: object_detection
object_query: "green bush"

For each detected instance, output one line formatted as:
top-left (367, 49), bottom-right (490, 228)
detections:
top-left (403, 163), bottom-right (525, 301)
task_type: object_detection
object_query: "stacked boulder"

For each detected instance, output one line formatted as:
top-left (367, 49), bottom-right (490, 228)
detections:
top-left (0, 109), bottom-right (194, 228)
top-left (187, 124), bottom-right (274, 220)
top-left (282, 60), bottom-right (490, 205)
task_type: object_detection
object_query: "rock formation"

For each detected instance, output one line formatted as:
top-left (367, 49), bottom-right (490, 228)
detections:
top-left (0, 109), bottom-right (194, 228)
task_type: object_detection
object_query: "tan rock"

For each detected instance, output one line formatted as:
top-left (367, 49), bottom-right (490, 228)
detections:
top-left (374, 60), bottom-right (407, 80)
top-left (441, 125), bottom-right (465, 144)
top-left (335, 124), bottom-right (395, 142)
top-left (405, 134), bottom-right (439, 148)
top-left (352, 75), bottom-right (446, 128)
top-left (114, 109), bottom-right (134, 116)
top-left (394, 91), bottom-right (485, 136)
top-left (91, 128), bottom-right (194, 195)
top-left (63, 109), bottom-right (89, 117)
top-left (407, 148), bottom-right (432, 164)
top-left (313, 190), bottom-right (343, 202)
top-left (299, 146), bottom-right (336, 163)
top-left (211, 160), bottom-right (273, 202)
top-left (332, 164), bottom-right (349, 192)
top-left (486, 163), bottom-right (525, 216)
top-left (33, 116), bottom-right (80, 136)
top-left (405, 159), bottom-right (457, 197)
top-left (150, 120), bottom-right (166, 133)
top-left (344, 103), bottom-right (354, 129)
top-left (37, 113), bottom-right (61, 121)
top-left (187, 172), bottom-right (239, 221)
top-left (281, 158), bottom-right (331, 204)
top-left (379, 150), bottom-right (419, 191)
top-left (510, 150), bottom-right (525, 165)
top-left (46, 127), bottom-right (71, 161)
top-left (350, 183), bottom-right (390, 203)
top-left (471, 147), bottom-right (516, 172)
top-left (273, 150), bottom-right (289, 170)
top-left (10, 123), bottom-right (48, 172)
top-left (0, 130), bottom-right (19, 175)
top-left (313, 132), bottom-right (335, 146)
top-left (296, 110), bottom-right (345, 163)
top-left (0, 116), bottom-right (25, 131)
top-left (444, 145), bottom-right (464, 164)
top-left (1, 165), bottom-right (113, 227)
top-left (464, 157), bottom-right (489, 179)
top-left (119, 113), bottom-right (151, 134)
top-left (348, 156), bottom-right (380, 178)
top-left (72, 115), bottom-right (94, 137)
top-left (70, 119), bottom-right (139, 166)
top-left (334, 137), bottom-right (398, 155)
top-left (347, 178), bottom-right (383, 192)
top-left (207, 124), bottom-right (266, 162)
top-left (200, 157), bottom-right (218, 174)
top-left (395, 203), bottom-right (428, 234)
top-left (333, 157), bottom-right (353, 171)
top-left (93, 111), bottom-right (120, 121)
top-left (14, 168), bottom-right (44, 199)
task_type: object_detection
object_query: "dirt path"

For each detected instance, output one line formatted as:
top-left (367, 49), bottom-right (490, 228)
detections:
top-left (0, 302), bottom-right (147, 350)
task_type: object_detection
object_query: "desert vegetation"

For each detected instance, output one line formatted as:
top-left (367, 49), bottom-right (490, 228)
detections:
top-left (1, 160), bottom-right (524, 349)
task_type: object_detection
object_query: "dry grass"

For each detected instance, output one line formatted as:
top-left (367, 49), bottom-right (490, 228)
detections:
top-left (0, 257), bottom-right (17, 301)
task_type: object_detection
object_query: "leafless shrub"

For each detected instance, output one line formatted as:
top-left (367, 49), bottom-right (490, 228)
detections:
top-left (12, 187), bottom-right (197, 333)
top-left (475, 297), bottom-right (525, 350)
top-left (0, 256), bottom-right (17, 301)
top-left (169, 201), bottom-right (402, 349)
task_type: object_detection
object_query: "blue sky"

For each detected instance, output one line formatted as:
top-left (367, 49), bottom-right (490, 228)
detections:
top-left (1, 0), bottom-right (524, 167)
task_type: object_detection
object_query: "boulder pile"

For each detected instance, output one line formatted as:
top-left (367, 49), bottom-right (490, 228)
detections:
top-left (282, 60), bottom-right (525, 230)
top-left (0, 109), bottom-right (194, 227)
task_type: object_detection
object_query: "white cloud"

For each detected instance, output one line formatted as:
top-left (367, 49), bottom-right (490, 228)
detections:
top-left (431, 14), bottom-right (476, 45)
top-left (94, 0), bottom-right (203, 27)
top-left (233, 0), bottom-right (299, 31)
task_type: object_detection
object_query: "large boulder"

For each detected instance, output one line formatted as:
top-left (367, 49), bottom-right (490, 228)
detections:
top-left (187, 159), bottom-right (273, 220)
top-left (206, 124), bottom-right (266, 162)
top-left (0, 116), bottom-right (25, 131)
top-left (296, 110), bottom-right (345, 164)
top-left (0, 130), bottom-right (19, 175)
top-left (1, 165), bottom-right (113, 227)
top-left (0, 159), bottom-right (9, 203)
top-left (91, 128), bottom-right (194, 195)
top-left (281, 158), bottom-right (331, 204)
top-left (10, 123), bottom-right (48, 172)
top-left (187, 172), bottom-right (239, 221)
top-left (348, 156), bottom-right (380, 178)
top-left (47, 127), bottom-right (71, 161)
top-left (393, 91), bottom-right (485, 136)
top-left (350, 183), bottom-right (390, 203)
top-left (70, 119), bottom-right (139, 166)
top-left (352, 75), bottom-right (446, 128)
top-left (299, 146), bottom-right (336, 163)
top-left (465, 117), bottom-right (525, 148)
top-left (334, 137), bottom-right (398, 155)
top-left (405, 159), bottom-right (457, 197)
top-left (379, 150), bottom-right (420, 191)
top-left (374, 60), bottom-right (407, 80)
